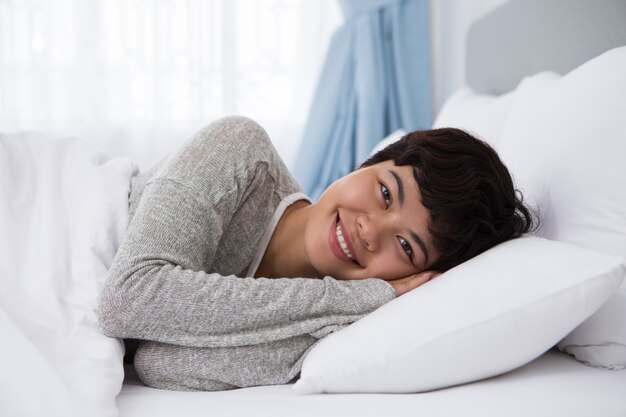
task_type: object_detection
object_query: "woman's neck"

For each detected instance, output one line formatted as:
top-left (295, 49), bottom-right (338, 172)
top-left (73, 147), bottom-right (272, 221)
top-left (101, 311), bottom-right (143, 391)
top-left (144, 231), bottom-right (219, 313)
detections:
top-left (255, 200), bottom-right (320, 279)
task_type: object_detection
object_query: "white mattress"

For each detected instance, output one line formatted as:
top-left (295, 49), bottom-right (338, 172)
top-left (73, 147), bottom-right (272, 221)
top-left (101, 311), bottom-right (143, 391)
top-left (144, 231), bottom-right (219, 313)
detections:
top-left (118, 349), bottom-right (626, 417)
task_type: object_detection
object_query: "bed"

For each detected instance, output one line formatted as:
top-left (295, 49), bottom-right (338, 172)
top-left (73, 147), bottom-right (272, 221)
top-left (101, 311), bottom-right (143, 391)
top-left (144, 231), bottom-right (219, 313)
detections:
top-left (114, 1), bottom-right (626, 415)
top-left (118, 351), bottom-right (626, 417)
top-left (1, 0), bottom-right (625, 416)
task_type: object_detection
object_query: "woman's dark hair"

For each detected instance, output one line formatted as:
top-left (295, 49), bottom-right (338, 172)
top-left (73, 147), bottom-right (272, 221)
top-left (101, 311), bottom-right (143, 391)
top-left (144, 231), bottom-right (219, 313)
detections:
top-left (360, 128), bottom-right (536, 271)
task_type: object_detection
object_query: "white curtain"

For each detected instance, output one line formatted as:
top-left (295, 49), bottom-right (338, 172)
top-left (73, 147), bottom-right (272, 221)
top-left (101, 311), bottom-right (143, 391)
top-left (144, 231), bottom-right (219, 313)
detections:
top-left (0, 0), bottom-right (341, 169)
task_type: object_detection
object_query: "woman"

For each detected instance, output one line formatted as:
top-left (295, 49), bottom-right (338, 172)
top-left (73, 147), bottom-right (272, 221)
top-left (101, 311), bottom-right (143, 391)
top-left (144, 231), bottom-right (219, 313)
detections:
top-left (98, 116), bottom-right (533, 391)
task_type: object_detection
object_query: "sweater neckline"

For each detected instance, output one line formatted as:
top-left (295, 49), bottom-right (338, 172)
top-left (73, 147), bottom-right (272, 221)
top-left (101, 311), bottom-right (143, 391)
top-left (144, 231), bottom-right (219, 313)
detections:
top-left (245, 192), bottom-right (311, 278)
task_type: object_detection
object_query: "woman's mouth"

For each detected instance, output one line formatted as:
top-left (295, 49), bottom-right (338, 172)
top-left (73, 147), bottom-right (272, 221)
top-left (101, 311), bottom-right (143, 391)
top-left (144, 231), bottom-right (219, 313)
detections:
top-left (329, 213), bottom-right (360, 266)
top-left (335, 223), bottom-right (355, 260)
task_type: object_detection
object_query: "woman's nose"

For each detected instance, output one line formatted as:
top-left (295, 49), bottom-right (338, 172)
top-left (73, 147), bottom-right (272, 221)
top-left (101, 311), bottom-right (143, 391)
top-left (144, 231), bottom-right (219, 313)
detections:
top-left (357, 214), bottom-right (379, 252)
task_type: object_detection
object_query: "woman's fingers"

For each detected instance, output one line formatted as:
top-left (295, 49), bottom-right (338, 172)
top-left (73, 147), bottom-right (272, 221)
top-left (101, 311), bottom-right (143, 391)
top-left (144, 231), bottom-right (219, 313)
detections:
top-left (388, 270), bottom-right (442, 297)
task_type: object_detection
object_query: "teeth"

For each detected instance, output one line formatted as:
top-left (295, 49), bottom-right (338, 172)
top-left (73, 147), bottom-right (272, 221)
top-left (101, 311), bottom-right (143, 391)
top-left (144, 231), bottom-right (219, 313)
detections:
top-left (336, 224), bottom-right (354, 260)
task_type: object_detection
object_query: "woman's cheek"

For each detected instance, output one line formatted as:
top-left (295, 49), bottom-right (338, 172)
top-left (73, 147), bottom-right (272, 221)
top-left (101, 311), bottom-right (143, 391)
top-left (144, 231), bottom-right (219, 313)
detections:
top-left (336, 178), bottom-right (369, 204)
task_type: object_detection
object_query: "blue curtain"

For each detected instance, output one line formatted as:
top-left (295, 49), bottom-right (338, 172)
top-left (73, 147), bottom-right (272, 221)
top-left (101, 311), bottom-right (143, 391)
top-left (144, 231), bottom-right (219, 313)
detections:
top-left (292, 0), bottom-right (433, 201)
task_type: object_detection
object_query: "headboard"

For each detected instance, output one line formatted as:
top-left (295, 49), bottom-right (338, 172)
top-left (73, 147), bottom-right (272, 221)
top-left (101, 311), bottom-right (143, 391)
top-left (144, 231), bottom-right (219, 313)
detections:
top-left (466, 0), bottom-right (626, 95)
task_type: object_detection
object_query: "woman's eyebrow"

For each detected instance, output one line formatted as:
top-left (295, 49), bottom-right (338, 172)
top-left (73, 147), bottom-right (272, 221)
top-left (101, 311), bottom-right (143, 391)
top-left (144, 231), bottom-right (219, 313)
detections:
top-left (388, 169), bottom-right (405, 206)
top-left (387, 169), bottom-right (429, 265)
top-left (410, 231), bottom-right (429, 266)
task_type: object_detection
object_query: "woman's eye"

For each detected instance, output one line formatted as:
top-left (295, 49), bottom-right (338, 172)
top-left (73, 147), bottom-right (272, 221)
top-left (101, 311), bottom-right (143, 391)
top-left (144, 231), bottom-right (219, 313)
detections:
top-left (380, 184), bottom-right (391, 208)
top-left (398, 236), bottom-right (413, 260)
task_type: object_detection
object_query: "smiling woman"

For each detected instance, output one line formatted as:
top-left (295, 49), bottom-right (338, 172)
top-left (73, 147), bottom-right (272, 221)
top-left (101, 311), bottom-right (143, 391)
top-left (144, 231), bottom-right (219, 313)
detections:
top-left (98, 116), bottom-right (534, 391)
top-left (300, 160), bottom-right (434, 281)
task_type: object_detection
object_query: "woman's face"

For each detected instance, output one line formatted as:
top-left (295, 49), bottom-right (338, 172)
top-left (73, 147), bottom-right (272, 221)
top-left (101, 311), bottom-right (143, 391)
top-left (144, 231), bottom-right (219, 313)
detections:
top-left (304, 160), bottom-right (436, 281)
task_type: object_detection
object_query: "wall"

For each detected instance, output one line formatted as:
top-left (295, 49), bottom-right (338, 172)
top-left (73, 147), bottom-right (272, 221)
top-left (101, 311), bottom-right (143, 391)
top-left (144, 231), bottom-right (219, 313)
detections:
top-left (430, 0), bottom-right (509, 113)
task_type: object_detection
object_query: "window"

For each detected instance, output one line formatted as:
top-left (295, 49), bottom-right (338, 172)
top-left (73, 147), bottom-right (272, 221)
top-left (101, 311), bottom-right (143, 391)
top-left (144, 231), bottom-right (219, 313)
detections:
top-left (0, 0), bottom-right (342, 169)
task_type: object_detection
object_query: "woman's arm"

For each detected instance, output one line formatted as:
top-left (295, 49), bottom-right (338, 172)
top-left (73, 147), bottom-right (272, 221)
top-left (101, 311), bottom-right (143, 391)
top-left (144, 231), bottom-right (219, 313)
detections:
top-left (97, 117), bottom-right (395, 348)
top-left (133, 334), bottom-right (319, 391)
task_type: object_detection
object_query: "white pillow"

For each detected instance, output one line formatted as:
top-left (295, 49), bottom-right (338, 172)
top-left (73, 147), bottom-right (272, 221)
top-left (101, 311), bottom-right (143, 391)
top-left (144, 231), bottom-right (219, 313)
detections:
top-left (293, 237), bottom-right (624, 394)
top-left (497, 46), bottom-right (626, 369)
top-left (368, 129), bottom-right (407, 156)
top-left (431, 85), bottom-right (517, 149)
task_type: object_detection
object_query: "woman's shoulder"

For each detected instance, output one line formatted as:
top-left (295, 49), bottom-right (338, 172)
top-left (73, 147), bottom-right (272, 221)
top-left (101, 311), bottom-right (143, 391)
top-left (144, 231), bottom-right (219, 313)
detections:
top-left (142, 116), bottom-right (300, 196)
top-left (198, 115), bottom-right (277, 160)
top-left (127, 116), bottom-right (303, 226)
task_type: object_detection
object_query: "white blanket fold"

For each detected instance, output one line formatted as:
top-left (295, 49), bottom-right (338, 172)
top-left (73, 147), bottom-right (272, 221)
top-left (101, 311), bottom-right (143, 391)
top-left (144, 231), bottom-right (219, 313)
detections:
top-left (0, 132), bottom-right (137, 417)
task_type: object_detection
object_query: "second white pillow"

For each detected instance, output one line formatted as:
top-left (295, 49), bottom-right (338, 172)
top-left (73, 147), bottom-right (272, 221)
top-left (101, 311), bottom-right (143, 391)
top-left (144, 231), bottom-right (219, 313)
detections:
top-left (432, 72), bottom-right (560, 150)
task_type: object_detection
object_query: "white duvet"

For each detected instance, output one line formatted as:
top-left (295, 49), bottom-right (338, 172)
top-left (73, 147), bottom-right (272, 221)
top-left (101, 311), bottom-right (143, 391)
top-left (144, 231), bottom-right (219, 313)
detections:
top-left (0, 132), bottom-right (137, 417)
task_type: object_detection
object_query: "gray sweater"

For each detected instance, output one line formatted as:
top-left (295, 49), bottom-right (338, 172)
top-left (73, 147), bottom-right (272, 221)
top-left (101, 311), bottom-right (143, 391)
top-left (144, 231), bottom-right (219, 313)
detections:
top-left (97, 116), bottom-right (395, 391)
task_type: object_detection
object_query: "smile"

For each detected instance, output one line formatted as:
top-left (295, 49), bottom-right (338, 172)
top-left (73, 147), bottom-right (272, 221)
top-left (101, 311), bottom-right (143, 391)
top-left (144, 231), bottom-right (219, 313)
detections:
top-left (335, 223), bottom-right (354, 260)
top-left (329, 213), bottom-right (360, 266)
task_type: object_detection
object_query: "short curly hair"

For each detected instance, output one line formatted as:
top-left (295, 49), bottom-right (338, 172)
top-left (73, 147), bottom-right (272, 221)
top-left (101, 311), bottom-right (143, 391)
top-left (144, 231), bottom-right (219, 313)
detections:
top-left (359, 128), bottom-right (536, 271)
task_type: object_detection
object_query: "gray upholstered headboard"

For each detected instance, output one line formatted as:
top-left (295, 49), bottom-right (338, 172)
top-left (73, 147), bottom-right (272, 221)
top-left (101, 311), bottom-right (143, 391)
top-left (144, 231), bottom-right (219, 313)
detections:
top-left (466, 0), bottom-right (626, 95)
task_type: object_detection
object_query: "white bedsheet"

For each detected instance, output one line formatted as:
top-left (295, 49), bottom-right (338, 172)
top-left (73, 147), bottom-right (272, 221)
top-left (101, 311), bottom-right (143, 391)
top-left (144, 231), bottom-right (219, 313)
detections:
top-left (0, 132), bottom-right (137, 417)
top-left (119, 350), bottom-right (626, 417)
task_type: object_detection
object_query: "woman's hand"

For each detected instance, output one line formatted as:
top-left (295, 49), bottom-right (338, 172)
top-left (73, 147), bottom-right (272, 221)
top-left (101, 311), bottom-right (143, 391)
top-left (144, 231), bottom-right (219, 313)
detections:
top-left (387, 270), bottom-right (442, 297)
